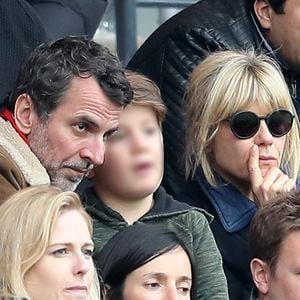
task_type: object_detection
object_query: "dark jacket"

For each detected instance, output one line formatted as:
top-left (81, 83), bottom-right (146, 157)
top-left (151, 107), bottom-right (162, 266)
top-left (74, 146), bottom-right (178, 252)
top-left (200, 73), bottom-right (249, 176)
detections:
top-left (178, 171), bottom-right (257, 300)
top-left (82, 186), bottom-right (229, 299)
top-left (0, 0), bottom-right (45, 106)
top-left (128, 0), bottom-right (300, 197)
top-left (26, 0), bottom-right (108, 39)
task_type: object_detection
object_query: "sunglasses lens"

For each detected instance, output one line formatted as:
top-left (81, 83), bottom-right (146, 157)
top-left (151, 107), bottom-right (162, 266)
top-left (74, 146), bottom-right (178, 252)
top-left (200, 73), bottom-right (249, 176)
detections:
top-left (230, 111), bottom-right (259, 139)
top-left (268, 110), bottom-right (294, 137)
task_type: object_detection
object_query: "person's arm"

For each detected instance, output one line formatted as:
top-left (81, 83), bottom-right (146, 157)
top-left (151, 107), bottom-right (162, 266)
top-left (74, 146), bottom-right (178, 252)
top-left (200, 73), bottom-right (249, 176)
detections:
top-left (189, 210), bottom-right (229, 299)
top-left (169, 210), bottom-right (229, 299)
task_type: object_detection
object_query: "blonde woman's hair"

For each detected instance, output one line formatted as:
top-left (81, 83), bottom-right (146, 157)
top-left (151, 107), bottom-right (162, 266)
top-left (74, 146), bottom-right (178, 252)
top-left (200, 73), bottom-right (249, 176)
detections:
top-left (125, 70), bottom-right (167, 127)
top-left (0, 185), bottom-right (100, 300)
top-left (185, 49), bottom-right (300, 186)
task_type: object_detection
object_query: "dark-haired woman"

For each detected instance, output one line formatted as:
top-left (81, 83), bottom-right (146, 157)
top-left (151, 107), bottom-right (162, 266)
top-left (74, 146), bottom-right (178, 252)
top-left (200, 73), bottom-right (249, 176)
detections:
top-left (97, 223), bottom-right (196, 300)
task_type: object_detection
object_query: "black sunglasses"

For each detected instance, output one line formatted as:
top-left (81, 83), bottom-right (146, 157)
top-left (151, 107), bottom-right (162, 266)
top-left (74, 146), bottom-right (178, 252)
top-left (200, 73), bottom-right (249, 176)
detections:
top-left (226, 109), bottom-right (294, 139)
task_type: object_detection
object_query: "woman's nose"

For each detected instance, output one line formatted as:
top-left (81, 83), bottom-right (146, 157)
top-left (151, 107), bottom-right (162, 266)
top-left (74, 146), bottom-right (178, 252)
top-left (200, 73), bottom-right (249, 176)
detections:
top-left (254, 120), bottom-right (273, 145)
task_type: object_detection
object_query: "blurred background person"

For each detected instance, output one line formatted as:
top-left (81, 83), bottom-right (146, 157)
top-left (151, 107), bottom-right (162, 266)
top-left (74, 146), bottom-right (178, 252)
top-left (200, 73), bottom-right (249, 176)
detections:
top-left (0, 0), bottom-right (45, 107)
top-left (26, 0), bottom-right (108, 40)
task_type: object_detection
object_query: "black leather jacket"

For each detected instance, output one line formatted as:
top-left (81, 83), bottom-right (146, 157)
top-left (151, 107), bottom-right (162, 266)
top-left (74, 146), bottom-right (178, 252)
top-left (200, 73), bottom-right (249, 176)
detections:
top-left (128, 0), bottom-right (300, 196)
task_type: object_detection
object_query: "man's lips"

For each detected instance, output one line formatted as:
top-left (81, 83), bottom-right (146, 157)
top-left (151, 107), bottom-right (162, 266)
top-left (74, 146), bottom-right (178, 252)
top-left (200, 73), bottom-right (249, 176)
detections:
top-left (67, 166), bottom-right (92, 176)
top-left (70, 167), bottom-right (88, 173)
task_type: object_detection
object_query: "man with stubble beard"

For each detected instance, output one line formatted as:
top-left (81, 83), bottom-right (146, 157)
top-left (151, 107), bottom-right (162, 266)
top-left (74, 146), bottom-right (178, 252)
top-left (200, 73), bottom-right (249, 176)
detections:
top-left (0, 36), bottom-right (132, 204)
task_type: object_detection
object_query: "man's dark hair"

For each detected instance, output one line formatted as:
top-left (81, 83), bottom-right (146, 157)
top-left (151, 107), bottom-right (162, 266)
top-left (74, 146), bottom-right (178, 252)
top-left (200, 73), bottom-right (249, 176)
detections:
top-left (96, 223), bottom-right (197, 300)
top-left (6, 36), bottom-right (132, 119)
top-left (267, 0), bottom-right (286, 13)
top-left (249, 190), bottom-right (300, 275)
top-left (249, 0), bottom-right (286, 14)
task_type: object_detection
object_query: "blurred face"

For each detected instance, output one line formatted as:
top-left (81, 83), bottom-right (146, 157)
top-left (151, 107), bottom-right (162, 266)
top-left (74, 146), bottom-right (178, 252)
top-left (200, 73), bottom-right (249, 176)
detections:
top-left (257, 0), bottom-right (300, 70)
top-left (28, 76), bottom-right (122, 191)
top-left (93, 105), bottom-right (164, 199)
top-left (212, 103), bottom-right (286, 192)
top-left (260, 231), bottom-right (300, 300)
top-left (25, 210), bottom-right (95, 300)
top-left (123, 246), bottom-right (192, 300)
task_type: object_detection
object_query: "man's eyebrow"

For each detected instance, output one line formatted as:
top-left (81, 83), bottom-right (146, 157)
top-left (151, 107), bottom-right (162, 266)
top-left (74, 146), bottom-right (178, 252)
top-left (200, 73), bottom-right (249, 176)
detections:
top-left (105, 126), bottom-right (119, 136)
top-left (75, 116), bottom-right (101, 129)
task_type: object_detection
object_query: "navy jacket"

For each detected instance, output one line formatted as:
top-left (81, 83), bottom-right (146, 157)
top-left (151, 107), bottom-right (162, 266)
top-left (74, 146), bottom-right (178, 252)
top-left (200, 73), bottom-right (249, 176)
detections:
top-left (178, 172), bottom-right (257, 300)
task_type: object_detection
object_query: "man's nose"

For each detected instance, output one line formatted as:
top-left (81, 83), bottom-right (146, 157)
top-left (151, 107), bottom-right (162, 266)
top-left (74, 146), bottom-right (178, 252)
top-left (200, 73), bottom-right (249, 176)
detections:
top-left (80, 139), bottom-right (105, 166)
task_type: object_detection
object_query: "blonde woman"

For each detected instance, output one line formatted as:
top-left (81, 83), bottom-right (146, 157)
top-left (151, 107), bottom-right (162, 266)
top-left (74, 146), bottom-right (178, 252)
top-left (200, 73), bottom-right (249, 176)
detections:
top-left (0, 185), bottom-right (101, 300)
top-left (181, 50), bottom-right (300, 299)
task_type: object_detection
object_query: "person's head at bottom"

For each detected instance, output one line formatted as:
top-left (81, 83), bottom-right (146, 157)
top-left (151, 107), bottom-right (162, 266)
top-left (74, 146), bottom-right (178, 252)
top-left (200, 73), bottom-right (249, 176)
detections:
top-left (97, 223), bottom-right (196, 300)
top-left (0, 185), bottom-right (100, 300)
top-left (250, 190), bottom-right (300, 300)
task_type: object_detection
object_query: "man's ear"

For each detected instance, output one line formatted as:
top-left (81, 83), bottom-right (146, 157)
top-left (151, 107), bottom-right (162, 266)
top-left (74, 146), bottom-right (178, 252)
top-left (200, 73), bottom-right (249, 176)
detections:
top-left (14, 94), bottom-right (36, 135)
top-left (253, 0), bottom-right (273, 30)
top-left (250, 258), bottom-right (271, 295)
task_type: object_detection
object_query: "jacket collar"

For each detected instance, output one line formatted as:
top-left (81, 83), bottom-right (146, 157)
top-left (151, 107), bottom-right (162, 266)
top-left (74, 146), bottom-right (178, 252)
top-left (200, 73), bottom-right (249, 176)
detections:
top-left (195, 170), bottom-right (256, 233)
top-left (82, 185), bottom-right (212, 222)
top-left (0, 117), bottom-right (50, 186)
top-left (0, 108), bottom-right (29, 143)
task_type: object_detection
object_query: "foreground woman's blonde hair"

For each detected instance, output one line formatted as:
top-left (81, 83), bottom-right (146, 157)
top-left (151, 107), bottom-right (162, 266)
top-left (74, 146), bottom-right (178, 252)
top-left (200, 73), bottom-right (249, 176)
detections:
top-left (0, 185), bottom-right (100, 300)
top-left (185, 49), bottom-right (300, 186)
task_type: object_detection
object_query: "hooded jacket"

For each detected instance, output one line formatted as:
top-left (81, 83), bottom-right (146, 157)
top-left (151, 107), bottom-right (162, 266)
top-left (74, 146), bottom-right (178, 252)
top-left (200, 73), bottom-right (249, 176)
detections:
top-left (178, 171), bottom-right (257, 300)
top-left (82, 186), bottom-right (229, 299)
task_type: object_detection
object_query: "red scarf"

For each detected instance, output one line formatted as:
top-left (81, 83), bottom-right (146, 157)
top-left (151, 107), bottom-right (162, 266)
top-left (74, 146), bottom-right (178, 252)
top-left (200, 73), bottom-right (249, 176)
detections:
top-left (0, 108), bottom-right (29, 144)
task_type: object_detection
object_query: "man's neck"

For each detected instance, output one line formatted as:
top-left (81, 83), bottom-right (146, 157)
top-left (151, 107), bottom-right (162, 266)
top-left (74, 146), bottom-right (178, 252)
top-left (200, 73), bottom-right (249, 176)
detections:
top-left (251, 11), bottom-right (290, 71)
top-left (94, 186), bottom-right (154, 225)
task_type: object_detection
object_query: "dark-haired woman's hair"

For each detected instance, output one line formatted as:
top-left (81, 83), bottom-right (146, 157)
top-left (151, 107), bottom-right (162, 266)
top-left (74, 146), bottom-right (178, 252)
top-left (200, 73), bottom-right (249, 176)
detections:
top-left (95, 223), bottom-right (196, 300)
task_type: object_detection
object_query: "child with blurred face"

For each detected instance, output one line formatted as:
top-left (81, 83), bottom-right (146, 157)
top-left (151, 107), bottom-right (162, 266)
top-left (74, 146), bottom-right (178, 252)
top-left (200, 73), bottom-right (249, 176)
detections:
top-left (81, 70), bottom-right (229, 299)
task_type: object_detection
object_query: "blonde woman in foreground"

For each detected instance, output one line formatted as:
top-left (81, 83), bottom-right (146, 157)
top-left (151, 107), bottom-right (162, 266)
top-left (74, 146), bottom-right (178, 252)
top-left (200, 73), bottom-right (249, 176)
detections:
top-left (0, 185), bottom-right (101, 300)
